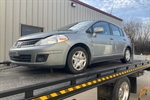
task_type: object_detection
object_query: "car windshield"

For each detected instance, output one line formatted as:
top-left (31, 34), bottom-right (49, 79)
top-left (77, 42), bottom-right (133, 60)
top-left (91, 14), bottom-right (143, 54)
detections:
top-left (57, 21), bottom-right (94, 31)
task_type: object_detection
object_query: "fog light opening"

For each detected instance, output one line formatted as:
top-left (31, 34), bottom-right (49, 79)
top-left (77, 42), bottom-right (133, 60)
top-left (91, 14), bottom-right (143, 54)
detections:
top-left (36, 54), bottom-right (48, 62)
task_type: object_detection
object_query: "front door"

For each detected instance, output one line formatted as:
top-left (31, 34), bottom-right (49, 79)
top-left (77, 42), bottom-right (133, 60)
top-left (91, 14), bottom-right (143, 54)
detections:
top-left (91, 21), bottom-right (113, 59)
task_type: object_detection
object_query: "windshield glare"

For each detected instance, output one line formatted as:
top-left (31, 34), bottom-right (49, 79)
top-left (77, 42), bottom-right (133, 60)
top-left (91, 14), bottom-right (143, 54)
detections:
top-left (57, 21), bottom-right (93, 31)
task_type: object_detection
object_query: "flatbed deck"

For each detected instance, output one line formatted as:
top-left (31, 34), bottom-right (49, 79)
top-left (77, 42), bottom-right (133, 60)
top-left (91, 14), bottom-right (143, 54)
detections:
top-left (0, 60), bottom-right (150, 100)
top-left (0, 61), bottom-right (138, 92)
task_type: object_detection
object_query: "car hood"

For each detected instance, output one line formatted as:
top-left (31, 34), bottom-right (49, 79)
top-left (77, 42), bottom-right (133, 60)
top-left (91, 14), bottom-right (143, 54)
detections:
top-left (18, 31), bottom-right (77, 41)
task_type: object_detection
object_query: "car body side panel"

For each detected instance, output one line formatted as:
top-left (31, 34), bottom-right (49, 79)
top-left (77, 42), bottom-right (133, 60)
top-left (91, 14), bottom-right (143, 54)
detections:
top-left (65, 33), bottom-right (94, 62)
top-left (111, 35), bottom-right (126, 54)
top-left (92, 34), bottom-right (113, 57)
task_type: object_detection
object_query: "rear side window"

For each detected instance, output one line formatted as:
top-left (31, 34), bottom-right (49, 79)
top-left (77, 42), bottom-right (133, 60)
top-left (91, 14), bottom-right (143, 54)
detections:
top-left (110, 24), bottom-right (121, 36)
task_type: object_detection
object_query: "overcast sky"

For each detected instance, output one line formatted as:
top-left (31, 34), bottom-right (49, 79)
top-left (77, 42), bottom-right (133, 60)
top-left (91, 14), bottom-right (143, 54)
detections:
top-left (80, 0), bottom-right (150, 22)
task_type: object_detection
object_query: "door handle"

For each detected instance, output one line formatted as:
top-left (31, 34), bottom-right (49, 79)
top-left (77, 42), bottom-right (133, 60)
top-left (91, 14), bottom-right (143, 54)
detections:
top-left (110, 37), bottom-right (113, 40)
top-left (123, 39), bottom-right (126, 41)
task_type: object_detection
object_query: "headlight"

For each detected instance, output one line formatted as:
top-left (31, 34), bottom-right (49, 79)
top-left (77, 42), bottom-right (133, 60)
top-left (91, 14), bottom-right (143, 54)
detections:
top-left (35, 35), bottom-right (68, 46)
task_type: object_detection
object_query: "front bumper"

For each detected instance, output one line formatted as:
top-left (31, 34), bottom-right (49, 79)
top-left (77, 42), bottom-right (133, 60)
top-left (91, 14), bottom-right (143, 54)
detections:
top-left (9, 42), bottom-right (70, 68)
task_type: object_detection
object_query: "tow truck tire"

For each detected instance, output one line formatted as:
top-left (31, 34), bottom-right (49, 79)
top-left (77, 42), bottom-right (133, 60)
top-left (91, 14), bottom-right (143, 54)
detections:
top-left (66, 47), bottom-right (88, 74)
top-left (112, 77), bottom-right (131, 100)
top-left (121, 48), bottom-right (131, 63)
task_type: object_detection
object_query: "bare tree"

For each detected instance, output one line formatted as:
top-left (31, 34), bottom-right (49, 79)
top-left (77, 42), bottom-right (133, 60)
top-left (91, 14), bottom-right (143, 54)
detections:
top-left (123, 19), bottom-right (142, 42)
top-left (123, 19), bottom-right (150, 54)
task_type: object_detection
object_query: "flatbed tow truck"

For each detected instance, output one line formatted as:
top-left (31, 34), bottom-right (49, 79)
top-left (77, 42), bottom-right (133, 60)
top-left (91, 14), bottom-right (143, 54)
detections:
top-left (0, 60), bottom-right (150, 100)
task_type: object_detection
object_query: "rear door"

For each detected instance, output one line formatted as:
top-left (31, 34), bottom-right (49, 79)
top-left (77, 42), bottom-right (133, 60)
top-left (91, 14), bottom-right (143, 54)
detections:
top-left (109, 24), bottom-right (126, 55)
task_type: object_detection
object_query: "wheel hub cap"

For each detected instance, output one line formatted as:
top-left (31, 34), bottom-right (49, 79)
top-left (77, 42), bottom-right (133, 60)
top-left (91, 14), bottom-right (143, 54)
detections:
top-left (125, 50), bottom-right (130, 61)
top-left (72, 51), bottom-right (87, 71)
top-left (118, 82), bottom-right (129, 100)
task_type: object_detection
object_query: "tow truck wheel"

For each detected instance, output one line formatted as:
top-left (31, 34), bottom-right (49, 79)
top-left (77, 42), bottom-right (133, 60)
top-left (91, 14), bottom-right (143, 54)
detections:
top-left (121, 48), bottom-right (131, 63)
top-left (112, 77), bottom-right (131, 100)
top-left (66, 47), bottom-right (88, 74)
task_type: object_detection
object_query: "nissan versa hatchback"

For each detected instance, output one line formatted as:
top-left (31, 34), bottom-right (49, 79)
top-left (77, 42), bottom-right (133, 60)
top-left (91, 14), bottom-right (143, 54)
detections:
top-left (9, 20), bottom-right (132, 73)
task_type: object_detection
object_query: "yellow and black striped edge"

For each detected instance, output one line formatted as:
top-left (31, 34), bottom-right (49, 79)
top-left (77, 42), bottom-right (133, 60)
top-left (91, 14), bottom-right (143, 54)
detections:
top-left (31, 64), bottom-right (150, 100)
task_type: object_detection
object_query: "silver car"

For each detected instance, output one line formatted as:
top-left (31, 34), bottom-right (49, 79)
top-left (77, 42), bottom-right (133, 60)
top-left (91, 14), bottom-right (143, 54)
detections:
top-left (9, 20), bottom-right (132, 73)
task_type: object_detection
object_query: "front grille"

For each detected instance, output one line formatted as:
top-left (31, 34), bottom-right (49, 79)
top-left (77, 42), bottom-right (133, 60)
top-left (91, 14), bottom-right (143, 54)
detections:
top-left (14, 39), bottom-right (41, 47)
top-left (10, 55), bottom-right (31, 62)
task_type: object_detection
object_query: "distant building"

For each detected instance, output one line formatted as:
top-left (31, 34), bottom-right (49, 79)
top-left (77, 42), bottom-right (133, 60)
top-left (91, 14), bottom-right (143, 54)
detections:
top-left (0, 0), bottom-right (122, 62)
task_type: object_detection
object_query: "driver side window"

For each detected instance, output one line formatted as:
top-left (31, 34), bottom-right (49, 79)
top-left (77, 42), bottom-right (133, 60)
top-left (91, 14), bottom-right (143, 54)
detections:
top-left (86, 21), bottom-right (110, 35)
top-left (93, 22), bottom-right (110, 35)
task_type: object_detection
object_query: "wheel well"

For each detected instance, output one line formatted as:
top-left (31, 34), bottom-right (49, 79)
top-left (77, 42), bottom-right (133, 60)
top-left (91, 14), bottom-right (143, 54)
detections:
top-left (127, 46), bottom-right (132, 54)
top-left (67, 43), bottom-right (91, 64)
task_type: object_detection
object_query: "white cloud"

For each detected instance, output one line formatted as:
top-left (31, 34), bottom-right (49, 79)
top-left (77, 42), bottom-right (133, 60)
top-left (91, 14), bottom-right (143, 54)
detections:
top-left (142, 17), bottom-right (150, 24)
top-left (98, 0), bottom-right (141, 12)
top-left (81, 0), bottom-right (150, 24)
top-left (81, 0), bottom-right (150, 14)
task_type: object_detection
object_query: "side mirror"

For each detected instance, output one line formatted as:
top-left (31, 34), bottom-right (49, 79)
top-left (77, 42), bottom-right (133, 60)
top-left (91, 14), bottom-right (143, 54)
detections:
top-left (93, 27), bottom-right (104, 37)
top-left (94, 27), bottom-right (104, 33)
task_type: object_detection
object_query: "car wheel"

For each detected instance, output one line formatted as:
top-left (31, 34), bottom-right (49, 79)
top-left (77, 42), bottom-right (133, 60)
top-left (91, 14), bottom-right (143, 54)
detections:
top-left (121, 48), bottom-right (131, 63)
top-left (112, 77), bottom-right (130, 100)
top-left (66, 47), bottom-right (88, 74)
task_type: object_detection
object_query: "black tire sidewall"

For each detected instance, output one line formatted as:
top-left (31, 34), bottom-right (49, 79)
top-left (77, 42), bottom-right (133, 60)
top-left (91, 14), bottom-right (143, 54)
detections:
top-left (66, 47), bottom-right (88, 74)
top-left (112, 77), bottom-right (131, 100)
top-left (121, 48), bottom-right (131, 63)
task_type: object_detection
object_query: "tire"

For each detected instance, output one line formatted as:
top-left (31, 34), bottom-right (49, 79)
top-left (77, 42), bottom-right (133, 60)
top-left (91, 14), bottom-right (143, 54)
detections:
top-left (66, 47), bottom-right (88, 74)
top-left (121, 48), bottom-right (131, 63)
top-left (112, 77), bottom-right (131, 100)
